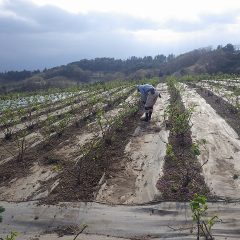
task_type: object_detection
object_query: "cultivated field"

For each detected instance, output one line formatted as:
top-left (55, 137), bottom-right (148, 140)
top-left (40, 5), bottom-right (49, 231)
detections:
top-left (0, 76), bottom-right (240, 240)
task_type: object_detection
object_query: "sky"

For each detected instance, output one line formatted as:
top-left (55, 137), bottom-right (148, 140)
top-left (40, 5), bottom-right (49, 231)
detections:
top-left (1, 0), bottom-right (240, 71)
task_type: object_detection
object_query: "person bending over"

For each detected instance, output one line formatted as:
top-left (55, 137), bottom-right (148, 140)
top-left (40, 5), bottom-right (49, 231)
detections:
top-left (137, 84), bottom-right (161, 122)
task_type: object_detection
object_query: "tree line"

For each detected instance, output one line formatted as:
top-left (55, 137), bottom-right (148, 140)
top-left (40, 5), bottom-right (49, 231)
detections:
top-left (0, 43), bottom-right (239, 87)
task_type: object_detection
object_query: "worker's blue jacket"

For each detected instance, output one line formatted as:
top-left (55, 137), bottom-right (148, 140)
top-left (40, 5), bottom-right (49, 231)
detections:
top-left (138, 84), bottom-right (155, 102)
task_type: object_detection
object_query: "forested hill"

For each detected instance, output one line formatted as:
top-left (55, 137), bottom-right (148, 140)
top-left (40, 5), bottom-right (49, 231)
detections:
top-left (160, 44), bottom-right (240, 75)
top-left (0, 43), bottom-right (240, 93)
top-left (0, 54), bottom-right (169, 84)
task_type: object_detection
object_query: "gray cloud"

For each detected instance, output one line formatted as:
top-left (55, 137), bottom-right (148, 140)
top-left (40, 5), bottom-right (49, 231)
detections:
top-left (0, 0), bottom-right (240, 71)
top-left (0, 0), bottom-right (162, 71)
top-left (163, 10), bottom-right (240, 32)
top-left (0, 30), bottom-right (142, 70)
top-left (0, 0), bottom-right (158, 33)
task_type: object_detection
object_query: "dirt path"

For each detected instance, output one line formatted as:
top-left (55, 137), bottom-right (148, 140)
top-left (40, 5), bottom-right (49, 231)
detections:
top-left (96, 83), bottom-right (170, 204)
top-left (181, 84), bottom-right (240, 200)
top-left (1, 200), bottom-right (240, 240)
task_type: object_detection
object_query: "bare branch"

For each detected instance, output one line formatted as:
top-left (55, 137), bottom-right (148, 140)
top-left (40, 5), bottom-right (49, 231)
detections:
top-left (73, 225), bottom-right (88, 240)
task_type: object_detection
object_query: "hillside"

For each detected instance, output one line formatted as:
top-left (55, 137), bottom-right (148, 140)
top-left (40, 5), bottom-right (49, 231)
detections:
top-left (0, 43), bottom-right (240, 94)
top-left (160, 44), bottom-right (240, 75)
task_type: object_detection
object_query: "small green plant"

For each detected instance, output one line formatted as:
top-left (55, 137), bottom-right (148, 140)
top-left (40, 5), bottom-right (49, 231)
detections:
top-left (168, 103), bottom-right (194, 144)
top-left (166, 144), bottom-right (176, 160)
top-left (191, 143), bottom-right (201, 156)
top-left (190, 193), bottom-right (219, 240)
top-left (3, 232), bottom-right (18, 240)
top-left (191, 139), bottom-right (207, 156)
top-left (52, 164), bottom-right (62, 172)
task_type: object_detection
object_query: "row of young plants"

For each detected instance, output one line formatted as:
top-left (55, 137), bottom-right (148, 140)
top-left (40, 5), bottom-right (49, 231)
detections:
top-left (202, 81), bottom-right (240, 109)
top-left (0, 79), bottom-right (137, 121)
top-left (0, 80), bottom-right (133, 128)
top-left (190, 79), bottom-right (240, 117)
top-left (37, 81), bottom-right (136, 122)
top-left (0, 83), bottom-right (135, 141)
top-left (177, 74), bottom-right (240, 119)
top-left (156, 77), bottom-right (219, 239)
top-left (0, 79), bottom-right (139, 103)
top-left (0, 79), bottom-right (156, 177)
top-left (0, 89), bottom-right (87, 128)
top-left (156, 76), bottom-right (209, 200)
top-left (0, 85), bottom-right (117, 135)
top-left (0, 85), bottom-right (87, 115)
top-left (179, 75), bottom-right (240, 109)
top-left (0, 76), bottom-right (157, 140)
top-left (0, 92), bottom-right (83, 132)
top-left (1, 86), bottom-right (136, 163)
top-left (201, 81), bottom-right (240, 92)
top-left (0, 84), bottom-right (140, 212)
top-left (40, 85), bottom-right (136, 142)
top-left (179, 73), bottom-right (240, 83)
top-left (0, 89), bottom-right (131, 236)
top-left (202, 79), bottom-right (240, 87)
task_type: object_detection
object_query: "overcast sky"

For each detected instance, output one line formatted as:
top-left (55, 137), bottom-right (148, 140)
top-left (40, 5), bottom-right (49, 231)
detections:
top-left (1, 0), bottom-right (240, 71)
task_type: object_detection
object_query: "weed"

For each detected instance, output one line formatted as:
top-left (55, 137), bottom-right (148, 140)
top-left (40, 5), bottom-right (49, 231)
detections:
top-left (166, 144), bottom-right (176, 159)
top-left (2, 232), bottom-right (18, 240)
top-left (191, 143), bottom-right (201, 156)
